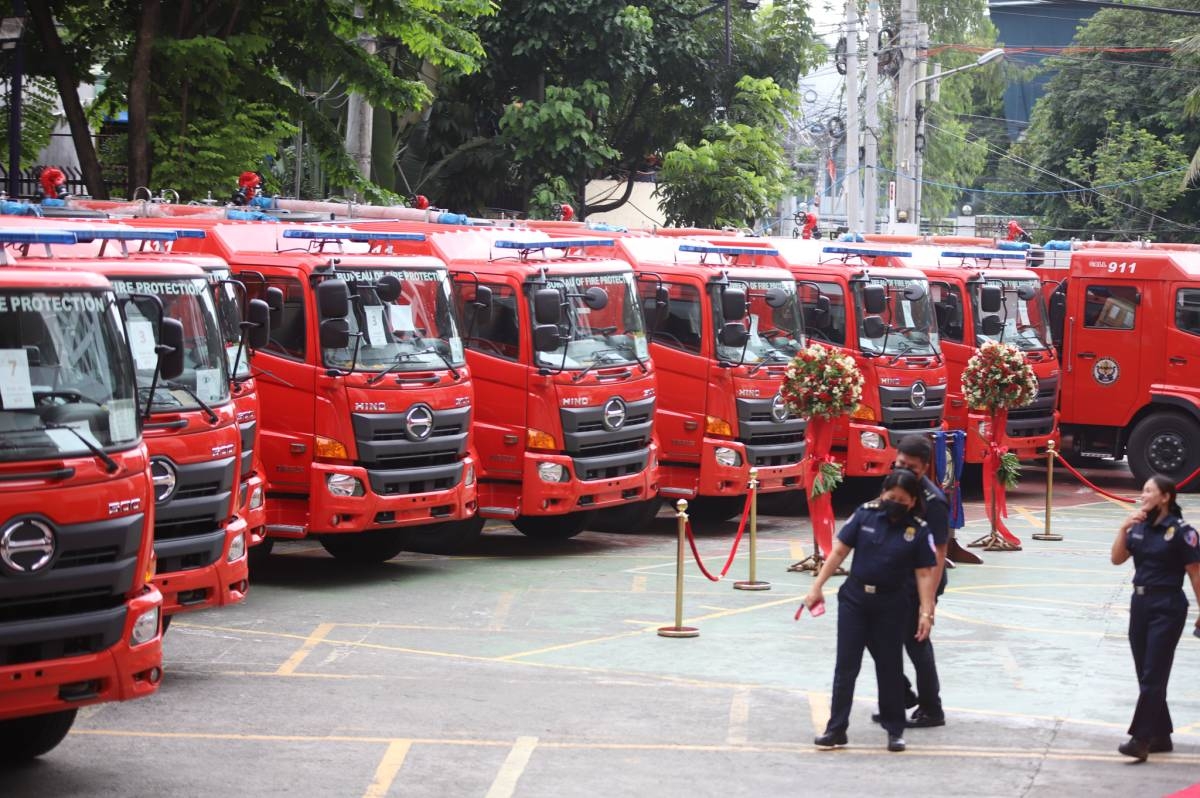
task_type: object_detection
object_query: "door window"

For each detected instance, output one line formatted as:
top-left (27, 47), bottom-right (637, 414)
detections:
top-left (930, 281), bottom-right (964, 343)
top-left (640, 281), bottom-right (703, 354)
top-left (245, 276), bottom-right (307, 360)
top-left (455, 282), bottom-right (520, 361)
top-left (1176, 288), bottom-right (1200, 336)
top-left (1082, 284), bottom-right (1138, 330)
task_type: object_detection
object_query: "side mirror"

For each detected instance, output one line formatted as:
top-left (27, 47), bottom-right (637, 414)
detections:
top-left (317, 279), bottom-right (351, 319)
top-left (265, 286), bottom-right (284, 313)
top-left (804, 296), bottom-right (831, 328)
top-left (533, 288), bottom-right (562, 325)
top-left (376, 274), bottom-right (401, 303)
top-left (157, 318), bottom-right (186, 380)
top-left (902, 282), bottom-right (927, 301)
top-left (764, 287), bottom-right (789, 308)
top-left (980, 315), bottom-right (1004, 336)
top-left (719, 322), bottom-right (749, 348)
top-left (934, 302), bottom-right (949, 330)
top-left (319, 317), bottom-right (351, 349)
top-left (245, 298), bottom-right (271, 350)
top-left (979, 284), bottom-right (1003, 313)
top-left (862, 315), bottom-right (887, 339)
top-left (473, 284), bottom-right (494, 311)
top-left (533, 323), bottom-right (562, 352)
top-left (582, 286), bottom-right (608, 310)
top-left (721, 287), bottom-right (748, 321)
top-left (1017, 284), bottom-right (1038, 301)
top-left (944, 292), bottom-right (960, 310)
top-left (862, 284), bottom-right (887, 314)
top-left (642, 286), bottom-right (669, 330)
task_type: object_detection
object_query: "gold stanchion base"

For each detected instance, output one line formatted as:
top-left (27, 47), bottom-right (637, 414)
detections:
top-left (733, 580), bottom-right (772, 591)
top-left (1031, 533), bottom-right (1063, 541)
top-left (658, 626), bottom-right (700, 638)
top-left (968, 531), bottom-right (1022, 551)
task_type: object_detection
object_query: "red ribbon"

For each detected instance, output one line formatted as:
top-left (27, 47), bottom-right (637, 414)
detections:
top-left (1052, 454), bottom-right (1137, 504)
top-left (983, 409), bottom-right (1022, 546)
top-left (804, 417), bottom-right (837, 557)
top-left (683, 492), bottom-right (753, 582)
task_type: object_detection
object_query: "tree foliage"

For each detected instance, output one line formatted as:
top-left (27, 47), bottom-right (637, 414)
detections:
top-left (656, 76), bottom-right (795, 227)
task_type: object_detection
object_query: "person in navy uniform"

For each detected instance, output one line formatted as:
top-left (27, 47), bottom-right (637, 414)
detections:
top-left (1111, 474), bottom-right (1200, 761)
top-left (804, 469), bottom-right (940, 752)
top-left (893, 436), bottom-right (950, 728)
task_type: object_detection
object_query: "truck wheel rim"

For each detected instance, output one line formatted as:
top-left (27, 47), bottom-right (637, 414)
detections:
top-left (1148, 431), bottom-right (1186, 473)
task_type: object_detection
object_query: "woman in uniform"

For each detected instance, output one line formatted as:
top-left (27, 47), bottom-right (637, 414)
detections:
top-left (803, 469), bottom-right (940, 752)
top-left (1111, 474), bottom-right (1200, 761)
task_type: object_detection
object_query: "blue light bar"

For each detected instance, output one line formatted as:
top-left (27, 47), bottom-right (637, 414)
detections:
top-left (823, 245), bottom-right (912, 258)
top-left (0, 230), bottom-right (78, 245)
top-left (677, 244), bottom-right (780, 257)
top-left (149, 228), bottom-right (206, 239)
top-left (67, 228), bottom-right (178, 242)
top-left (494, 238), bottom-right (614, 250)
top-left (282, 229), bottom-right (426, 242)
top-left (940, 249), bottom-right (1025, 261)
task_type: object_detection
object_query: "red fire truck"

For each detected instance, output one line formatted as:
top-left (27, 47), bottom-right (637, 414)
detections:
top-left (3, 228), bottom-right (252, 621)
top-left (0, 230), bottom-right (167, 760)
top-left (863, 243), bottom-right (1060, 463)
top-left (1032, 242), bottom-right (1200, 486)
top-left (664, 236), bottom-right (948, 479)
top-left (599, 235), bottom-right (808, 524)
top-left (168, 222), bottom-right (484, 557)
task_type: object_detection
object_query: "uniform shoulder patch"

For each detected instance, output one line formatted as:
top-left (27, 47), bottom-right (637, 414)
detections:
top-left (1165, 526), bottom-right (1176, 542)
top-left (904, 526), bottom-right (916, 541)
top-left (1186, 527), bottom-right (1198, 548)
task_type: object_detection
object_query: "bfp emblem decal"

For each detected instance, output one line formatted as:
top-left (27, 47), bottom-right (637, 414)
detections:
top-left (1093, 357), bottom-right (1119, 385)
top-left (904, 526), bottom-right (916, 541)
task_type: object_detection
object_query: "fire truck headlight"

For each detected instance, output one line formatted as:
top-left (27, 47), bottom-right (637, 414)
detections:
top-left (249, 485), bottom-right (265, 509)
top-left (464, 464), bottom-right (476, 487)
top-left (326, 473), bottom-right (365, 497)
top-left (131, 607), bottom-right (161, 646)
top-left (537, 462), bottom-right (568, 483)
top-left (714, 447), bottom-right (742, 468)
top-left (227, 531), bottom-right (246, 562)
top-left (859, 431), bottom-right (886, 450)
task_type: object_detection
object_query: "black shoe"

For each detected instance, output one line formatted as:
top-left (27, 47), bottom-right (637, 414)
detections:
top-left (871, 713), bottom-right (881, 724)
top-left (905, 689), bottom-right (920, 709)
top-left (907, 709), bottom-right (946, 728)
top-left (1118, 738), bottom-right (1149, 762)
top-left (814, 730), bottom-right (848, 748)
top-left (887, 734), bottom-right (906, 752)
top-left (1148, 736), bottom-right (1173, 753)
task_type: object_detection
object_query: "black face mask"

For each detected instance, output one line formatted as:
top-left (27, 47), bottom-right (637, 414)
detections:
top-left (879, 499), bottom-right (908, 522)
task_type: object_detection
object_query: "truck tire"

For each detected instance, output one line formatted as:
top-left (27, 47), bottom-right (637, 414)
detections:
top-left (687, 495), bottom-right (749, 527)
top-left (587, 499), bottom-right (663, 533)
top-left (319, 530), bottom-right (408, 563)
top-left (0, 710), bottom-right (77, 762)
top-left (248, 538), bottom-right (275, 570)
top-left (405, 517), bottom-right (486, 554)
top-left (1127, 412), bottom-right (1200, 491)
top-left (757, 489), bottom-right (807, 517)
top-left (513, 512), bottom-right (594, 540)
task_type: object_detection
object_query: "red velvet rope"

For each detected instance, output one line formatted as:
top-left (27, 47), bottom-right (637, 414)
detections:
top-left (683, 492), bottom-right (753, 582)
top-left (1052, 452), bottom-right (1137, 504)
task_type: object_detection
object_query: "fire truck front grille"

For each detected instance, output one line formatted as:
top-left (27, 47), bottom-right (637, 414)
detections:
top-left (352, 409), bottom-right (470, 480)
top-left (0, 513), bottom-right (144, 664)
top-left (560, 398), bottom-right (655, 464)
top-left (879, 385), bottom-right (946, 433)
top-left (1006, 376), bottom-right (1058, 439)
top-left (736, 398), bottom-right (808, 467)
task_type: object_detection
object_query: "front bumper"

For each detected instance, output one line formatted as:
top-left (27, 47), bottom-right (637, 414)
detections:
top-left (156, 516), bottom-right (249, 617)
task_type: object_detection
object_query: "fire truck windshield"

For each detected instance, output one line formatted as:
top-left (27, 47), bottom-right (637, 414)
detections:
top-left (113, 277), bottom-right (230, 412)
top-left (0, 289), bottom-right (140, 461)
top-left (972, 278), bottom-right (1052, 351)
top-left (712, 279), bottom-right (807, 365)
top-left (322, 268), bottom-right (465, 373)
top-left (854, 277), bottom-right (939, 357)
top-left (533, 272), bottom-right (648, 370)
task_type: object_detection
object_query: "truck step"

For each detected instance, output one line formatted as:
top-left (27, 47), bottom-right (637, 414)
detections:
top-left (478, 507), bottom-right (519, 519)
top-left (266, 524), bottom-right (307, 539)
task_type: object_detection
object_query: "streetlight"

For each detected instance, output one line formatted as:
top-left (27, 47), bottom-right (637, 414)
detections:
top-left (898, 47), bottom-right (1004, 227)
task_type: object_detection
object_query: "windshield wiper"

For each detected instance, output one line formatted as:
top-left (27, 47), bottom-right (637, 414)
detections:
top-left (41, 422), bottom-right (119, 473)
top-left (365, 352), bottom-right (426, 386)
top-left (571, 348), bottom-right (624, 383)
top-left (748, 348), bottom-right (790, 376)
top-left (414, 343), bottom-right (461, 380)
top-left (162, 380), bottom-right (220, 424)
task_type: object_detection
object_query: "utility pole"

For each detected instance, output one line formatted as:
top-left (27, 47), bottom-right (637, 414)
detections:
top-left (863, 0), bottom-right (880, 234)
top-left (344, 3), bottom-right (376, 194)
top-left (844, 1), bottom-right (860, 233)
top-left (892, 0), bottom-right (919, 231)
top-left (914, 25), bottom-right (932, 228)
top-left (8, 0), bottom-right (25, 198)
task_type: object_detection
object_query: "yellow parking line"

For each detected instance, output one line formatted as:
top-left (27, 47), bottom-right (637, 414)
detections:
top-left (489, 592), bottom-right (516, 631)
top-left (1012, 505), bottom-right (1042, 529)
top-left (790, 541), bottom-right (806, 561)
top-left (363, 739), bottom-right (412, 798)
top-left (485, 736), bottom-right (539, 798)
top-left (726, 687), bottom-right (752, 745)
top-left (937, 608), bottom-right (1125, 639)
top-left (631, 575), bottom-right (648, 593)
top-left (276, 623), bottom-right (336, 676)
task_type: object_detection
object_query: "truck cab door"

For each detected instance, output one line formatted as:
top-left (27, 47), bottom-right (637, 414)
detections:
top-left (1063, 280), bottom-right (1150, 427)
top-left (640, 281), bottom-right (707, 468)
top-left (1166, 284), bottom-right (1200, 391)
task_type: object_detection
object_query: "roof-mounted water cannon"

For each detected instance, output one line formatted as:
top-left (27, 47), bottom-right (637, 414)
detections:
top-left (0, 228), bottom-right (79, 263)
top-left (35, 165), bottom-right (68, 202)
top-left (492, 238), bottom-right (614, 263)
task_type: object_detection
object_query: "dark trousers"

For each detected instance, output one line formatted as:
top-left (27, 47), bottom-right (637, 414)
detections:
top-left (1127, 590), bottom-right (1188, 740)
top-left (826, 580), bottom-right (909, 737)
top-left (903, 589), bottom-right (942, 718)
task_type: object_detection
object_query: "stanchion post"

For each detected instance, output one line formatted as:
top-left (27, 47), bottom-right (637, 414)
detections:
top-left (735, 468), bottom-right (771, 591)
top-left (1033, 439), bottom-right (1063, 541)
top-left (659, 499), bottom-right (699, 638)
